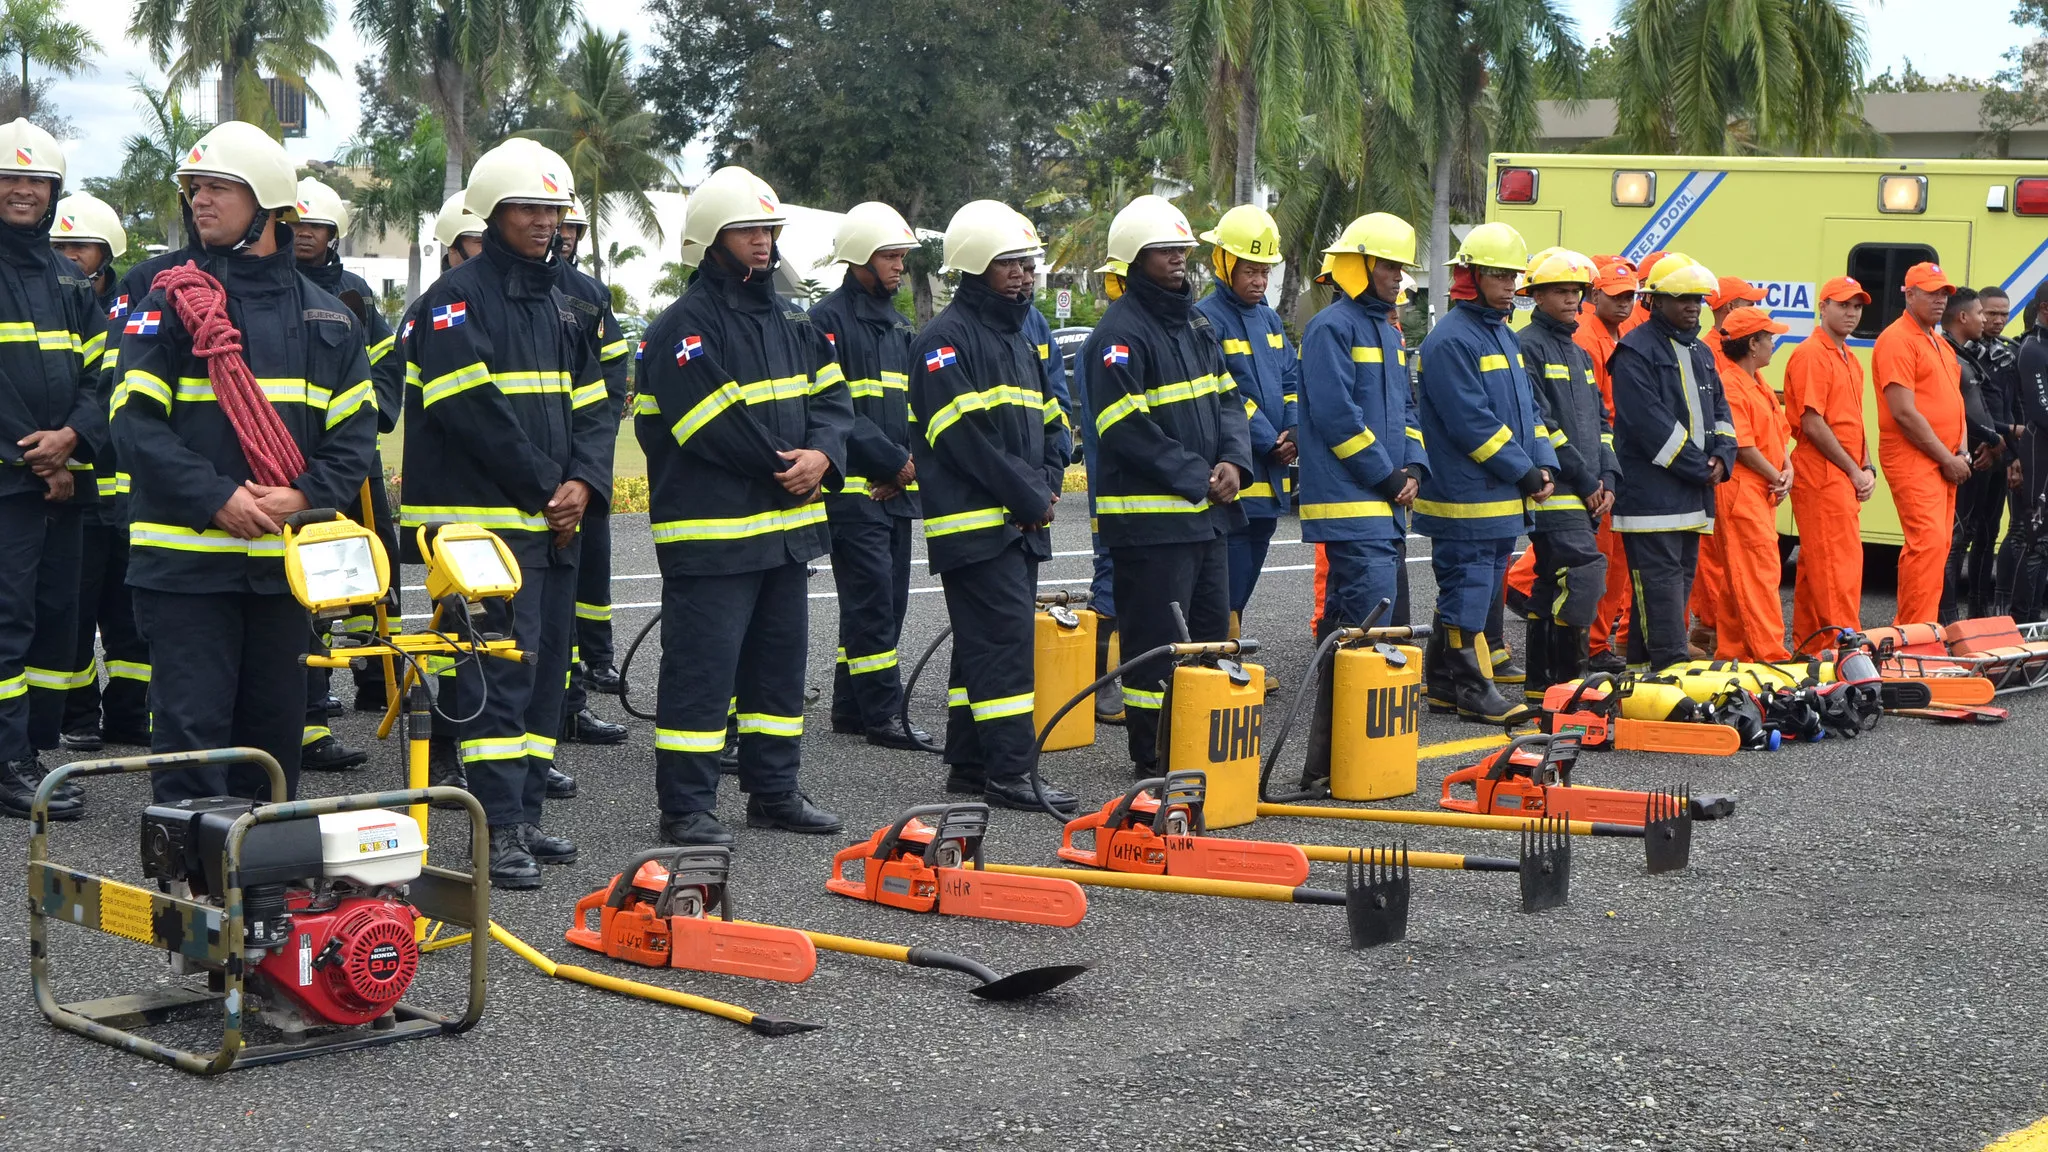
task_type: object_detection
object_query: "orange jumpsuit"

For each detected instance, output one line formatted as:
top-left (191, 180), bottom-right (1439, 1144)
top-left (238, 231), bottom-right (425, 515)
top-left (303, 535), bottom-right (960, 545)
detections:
top-left (1873, 314), bottom-right (1965, 626)
top-left (1688, 342), bottom-right (1741, 636)
top-left (1784, 332), bottom-right (1869, 652)
top-left (1573, 306), bottom-right (1631, 659)
top-left (1714, 362), bottom-right (1791, 661)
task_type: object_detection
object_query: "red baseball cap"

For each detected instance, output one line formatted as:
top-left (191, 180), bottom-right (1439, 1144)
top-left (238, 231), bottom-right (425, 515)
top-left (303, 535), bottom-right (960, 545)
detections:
top-left (1720, 307), bottom-right (1790, 340)
top-left (1707, 275), bottom-right (1767, 311)
top-left (1903, 262), bottom-right (1955, 293)
top-left (1818, 276), bottom-right (1871, 304)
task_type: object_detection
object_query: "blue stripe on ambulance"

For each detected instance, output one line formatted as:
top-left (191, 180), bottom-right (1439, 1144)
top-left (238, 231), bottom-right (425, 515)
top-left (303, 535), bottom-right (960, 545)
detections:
top-left (1620, 171), bottom-right (1728, 263)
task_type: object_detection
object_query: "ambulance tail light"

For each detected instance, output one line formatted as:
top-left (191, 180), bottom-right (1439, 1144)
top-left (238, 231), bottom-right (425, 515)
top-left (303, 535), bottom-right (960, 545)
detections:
top-left (1495, 167), bottom-right (1537, 204)
top-left (2014, 179), bottom-right (2048, 216)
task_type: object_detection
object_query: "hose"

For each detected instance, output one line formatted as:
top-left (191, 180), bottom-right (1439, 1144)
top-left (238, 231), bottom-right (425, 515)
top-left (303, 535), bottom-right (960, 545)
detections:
top-left (897, 626), bottom-right (952, 753)
top-left (153, 262), bottom-right (303, 486)
top-left (618, 610), bottom-right (662, 721)
top-left (1021, 640), bottom-right (1184, 820)
top-left (1255, 598), bottom-right (1391, 804)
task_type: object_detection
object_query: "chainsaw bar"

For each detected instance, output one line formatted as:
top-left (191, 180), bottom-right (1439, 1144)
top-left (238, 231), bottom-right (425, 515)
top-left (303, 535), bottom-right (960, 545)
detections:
top-left (829, 803), bottom-right (1088, 927)
top-left (1059, 772), bottom-right (1310, 886)
top-left (567, 847), bottom-right (819, 983)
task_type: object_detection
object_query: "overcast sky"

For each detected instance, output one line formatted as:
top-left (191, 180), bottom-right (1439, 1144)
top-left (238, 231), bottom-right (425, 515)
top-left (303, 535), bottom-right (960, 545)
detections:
top-left (42, 0), bottom-right (2029, 186)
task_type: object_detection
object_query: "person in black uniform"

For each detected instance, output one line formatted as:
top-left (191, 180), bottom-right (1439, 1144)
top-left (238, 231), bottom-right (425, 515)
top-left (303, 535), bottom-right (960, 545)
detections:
top-left (399, 139), bottom-right (612, 887)
top-left (912, 200), bottom-right (1078, 811)
top-left (51, 192), bottom-right (151, 755)
top-left (552, 198), bottom-right (630, 748)
top-left (1081, 194), bottom-right (1253, 774)
top-left (113, 120), bottom-right (376, 805)
top-left (287, 176), bottom-right (383, 772)
top-left (812, 200), bottom-right (930, 751)
top-left (638, 165), bottom-right (852, 846)
top-left (0, 120), bottom-right (108, 820)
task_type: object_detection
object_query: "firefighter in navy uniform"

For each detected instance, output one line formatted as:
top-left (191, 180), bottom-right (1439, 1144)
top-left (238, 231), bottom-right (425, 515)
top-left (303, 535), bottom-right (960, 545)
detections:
top-left (0, 120), bottom-right (108, 820)
top-left (1296, 212), bottom-right (1427, 633)
top-left (1081, 195), bottom-right (1253, 775)
top-left (399, 139), bottom-right (613, 888)
top-left (812, 201), bottom-right (930, 751)
top-left (637, 165), bottom-right (852, 846)
top-left (1608, 254), bottom-right (1738, 673)
top-left (112, 120), bottom-right (376, 805)
top-left (1514, 247), bottom-right (1617, 704)
top-left (50, 193), bottom-right (151, 755)
top-left (912, 201), bottom-right (1078, 811)
top-left (1195, 204), bottom-right (1298, 636)
top-left (1412, 221), bottom-right (1556, 727)
top-left (553, 197), bottom-right (631, 748)
top-left (287, 177), bottom-right (383, 771)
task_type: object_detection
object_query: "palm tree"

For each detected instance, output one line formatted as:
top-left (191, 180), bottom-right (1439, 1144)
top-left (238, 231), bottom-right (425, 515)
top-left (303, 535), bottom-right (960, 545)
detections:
top-left (1606, 0), bottom-right (1873, 156)
top-left (98, 79), bottom-right (205, 250)
top-left (0, 0), bottom-right (98, 119)
top-left (1407, 0), bottom-right (1582, 325)
top-left (342, 116), bottom-right (448, 302)
top-left (1169, 0), bottom-right (1411, 207)
top-left (520, 24), bottom-right (669, 283)
top-left (604, 240), bottom-right (644, 268)
top-left (129, 0), bottom-right (336, 130)
top-left (353, 0), bottom-right (578, 198)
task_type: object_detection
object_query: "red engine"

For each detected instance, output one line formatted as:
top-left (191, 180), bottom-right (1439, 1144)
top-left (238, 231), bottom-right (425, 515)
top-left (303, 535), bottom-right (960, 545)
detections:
top-left (253, 891), bottom-right (420, 1026)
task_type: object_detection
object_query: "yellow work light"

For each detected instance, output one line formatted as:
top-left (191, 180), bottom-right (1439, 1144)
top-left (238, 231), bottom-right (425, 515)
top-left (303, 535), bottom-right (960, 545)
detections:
top-left (1611, 170), bottom-right (1655, 207)
top-left (284, 511), bottom-right (391, 619)
top-left (1879, 174), bottom-right (1927, 214)
top-left (419, 522), bottom-right (522, 605)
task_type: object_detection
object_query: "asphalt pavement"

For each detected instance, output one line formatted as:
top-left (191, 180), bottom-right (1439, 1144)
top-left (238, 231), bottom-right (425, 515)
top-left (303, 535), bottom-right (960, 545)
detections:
top-left (1, 514), bottom-right (2042, 1151)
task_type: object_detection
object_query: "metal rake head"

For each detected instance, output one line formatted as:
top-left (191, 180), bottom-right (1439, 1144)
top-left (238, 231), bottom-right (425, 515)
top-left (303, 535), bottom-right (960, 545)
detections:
top-left (1519, 815), bottom-right (1572, 913)
top-left (1643, 786), bottom-right (1694, 875)
top-left (1345, 845), bottom-right (1411, 949)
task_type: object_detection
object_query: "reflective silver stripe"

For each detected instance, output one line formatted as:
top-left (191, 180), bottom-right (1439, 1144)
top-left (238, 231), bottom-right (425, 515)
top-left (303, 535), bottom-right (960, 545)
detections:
top-left (1653, 421), bottom-right (1689, 468)
top-left (1671, 340), bottom-right (1705, 451)
top-left (1611, 511), bottom-right (1712, 532)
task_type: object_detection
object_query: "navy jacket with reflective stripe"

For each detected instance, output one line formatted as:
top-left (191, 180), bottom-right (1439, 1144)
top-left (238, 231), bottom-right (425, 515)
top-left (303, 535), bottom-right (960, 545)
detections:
top-left (1517, 307), bottom-right (1619, 532)
top-left (1413, 301), bottom-right (1559, 541)
top-left (811, 276), bottom-right (918, 522)
top-left (1609, 311), bottom-right (1736, 533)
top-left (1195, 284), bottom-right (1297, 518)
top-left (0, 219), bottom-right (107, 505)
top-left (1296, 291), bottom-right (1425, 542)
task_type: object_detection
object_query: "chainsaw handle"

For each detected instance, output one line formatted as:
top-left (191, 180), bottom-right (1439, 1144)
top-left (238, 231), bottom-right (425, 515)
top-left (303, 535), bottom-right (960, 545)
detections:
top-left (605, 848), bottom-right (693, 910)
top-left (1558, 673), bottom-right (1619, 717)
top-left (1154, 770), bottom-right (1209, 836)
top-left (1482, 732), bottom-right (1557, 781)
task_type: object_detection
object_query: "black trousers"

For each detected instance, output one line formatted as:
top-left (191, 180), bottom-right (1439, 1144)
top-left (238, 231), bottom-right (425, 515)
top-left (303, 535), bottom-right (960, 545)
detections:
top-left (1530, 521), bottom-right (1608, 628)
top-left (1622, 531), bottom-right (1699, 673)
top-left (829, 514), bottom-right (913, 729)
top-left (654, 562), bottom-right (808, 815)
top-left (1998, 431), bottom-right (2048, 621)
top-left (1109, 536), bottom-right (1231, 768)
top-left (940, 543), bottom-right (1038, 787)
top-left (62, 519), bottom-right (151, 737)
top-left (1943, 464), bottom-right (2003, 622)
top-left (0, 494), bottom-right (81, 763)
top-left (453, 561), bottom-right (575, 827)
top-left (562, 502), bottom-right (615, 719)
top-left (134, 589), bottom-right (307, 803)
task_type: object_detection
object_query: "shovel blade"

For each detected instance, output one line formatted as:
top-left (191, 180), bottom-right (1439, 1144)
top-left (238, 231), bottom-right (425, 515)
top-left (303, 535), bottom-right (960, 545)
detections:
top-left (936, 867), bottom-right (1088, 927)
top-left (1164, 834), bottom-right (1311, 886)
top-left (968, 963), bottom-right (1091, 1001)
top-left (1345, 847), bottom-right (1411, 949)
top-left (668, 917), bottom-right (819, 983)
top-left (1519, 816), bottom-right (1571, 913)
top-left (1643, 787), bottom-right (1693, 875)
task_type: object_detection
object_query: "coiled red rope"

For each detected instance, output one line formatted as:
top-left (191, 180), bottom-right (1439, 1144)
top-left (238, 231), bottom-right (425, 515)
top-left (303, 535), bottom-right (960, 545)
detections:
top-left (151, 261), bottom-right (305, 487)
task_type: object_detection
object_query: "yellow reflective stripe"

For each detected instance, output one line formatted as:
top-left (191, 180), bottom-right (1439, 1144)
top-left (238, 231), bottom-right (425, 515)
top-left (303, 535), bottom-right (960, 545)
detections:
top-left (1331, 427), bottom-right (1377, 460)
top-left (24, 665), bottom-right (95, 691)
top-left (1036, 343), bottom-right (1050, 359)
top-left (1470, 425), bottom-right (1514, 463)
top-left (655, 727), bottom-right (726, 753)
top-left (1535, 494), bottom-right (1587, 511)
top-left (81, 330), bottom-right (105, 366)
top-left (419, 361), bottom-right (491, 406)
top-left (671, 380), bottom-right (744, 446)
top-left (633, 393), bottom-right (661, 417)
top-left (575, 601), bottom-right (612, 622)
top-left (116, 370), bottom-right (172, 412)
top-left (0, 674), bottom-right (21, 701)
top-left (1299, 500), bottom-right (1393, 520)
top-left (1043, 397), bottom-right (1066, 427)
top-left (95, 475), bottom-right (118, 498)
top-left (1405, 427), bottom-right (1425, 444)
top-left (526, 733), bottom-right (557, 761)
top-left (130, 522), bottom-right (285, 555)
top-left (1548, 429), bottom-right (1569, 447)
top-left (325, 380), bottom-right (373, 427)
top-left (1601, 433), bottom-right (1615, 448)
top-left (1266, 332), bottom-right (1284, 348)
top-left (947, 687), bottom-right (970, 708)
top-left (1221, 338), bottom-right (1253, 356)
top-left (1142, 374), bottom-right (1223, 407)
top-left (489, 370), bottom-right (572, 396)
top-left (459, 736), bottom-right (528, 763)
top-left (600, 338), bottom-right (631, 362)
top-left (571, 382), bottom-right (607, 409)
top-left (926, 384), bottom-right (1045, 444)
top-left (845, 375), bottom-right (910, 399)
top-left (302, 725), bottom-right (332, 744)
top-left (0, 325), bottom-right (86, 352)
top-left (845, 649), bottom-right (899, 675)
top-left (102, 346), bottom-right (118, 371)
top-left (1478, 354), bottom-right (1511, 372)
top-left (924, 507), bottom-right (1008, 537)
top-left (366, 335), bottom-right (395, 365)
top-left (811, 362), bottom-right (846, 394)
top-left (1240, 482), bottom-right (1275, 499)
top-left (736, 712), bottom-right (803, 737)
top-left (968, 692), bottom-right (1034, 721)
top-left (650, 504), bottom-right (827, 543)
top-left (1350, 346), bottom-right (1384, 363)
top-left (106, 660), bottom-right (150, 682)
top-left (1544, 363), bottom-right (1570, 379)
top-left (173, 377), bottom-right (332, 407)
top-left (1123, 686), bottom-right (1164, 709)
top-left (1096, 494), bottom-right (1210, 514)
top-left (1094, 392), bottom-right (1149, 435)
top-left (397, 504), bottom-right (548, 532)
top-left (1412, 497), bottom-right (1526, 519)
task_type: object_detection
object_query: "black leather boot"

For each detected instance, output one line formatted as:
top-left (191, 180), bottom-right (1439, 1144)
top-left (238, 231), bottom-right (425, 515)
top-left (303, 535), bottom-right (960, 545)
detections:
top-left (864, 714), bottom-right (935, 752)
top-left (302, 733), bottom-right (369, 772)
top-left (428, 735), bottom-right (467, 809)
top-left (562, 708), bottom-right (626, 745)
top-left (487, 825), bottom-right (540, 890)
top-left (545, 767), bottom-right (578, 799)
top-left (1521, 615), bottom-right (1553, 707)
top-left (659, 810), bottom-right (733, 846)
top-left (520, 823), bottom-right (577, 865)
top-left (944, 764), bottom-right (985, 794)
top-left (1, 758), bottom-right (83, 820)
top-left (1423, 622), bottom-right (1456, 714)
top-left (985, 773), bottom-right (1080, 814)
top-left (746, 791), bottom-right (843, 834)
top-left (583, 664), bottom-right (623, 696)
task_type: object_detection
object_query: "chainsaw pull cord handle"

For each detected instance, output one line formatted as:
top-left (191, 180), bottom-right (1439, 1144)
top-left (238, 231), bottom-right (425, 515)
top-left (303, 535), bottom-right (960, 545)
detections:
top-left (1481, 731), bottom-right (1555, 781)
top-left (1256, 597), bottom-right (1392, 803)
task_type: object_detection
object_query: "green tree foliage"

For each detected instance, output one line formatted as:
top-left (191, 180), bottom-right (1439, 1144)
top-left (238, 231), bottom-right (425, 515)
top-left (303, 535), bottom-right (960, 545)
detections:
top-left (520, 24), bottom-right (670, 283)
top-left (80, 80), bottom-right (204, 253)
top-left (0, 0), bottom-right (98, 119)
top-left (341, 116), bottom-right (448, 302)
top-left (1981, 2), bottom-right (2048, 158)
top-left (1864, 58), bottom-right (1986, 94)
top-left (129, 0), bottom-right (337, 130)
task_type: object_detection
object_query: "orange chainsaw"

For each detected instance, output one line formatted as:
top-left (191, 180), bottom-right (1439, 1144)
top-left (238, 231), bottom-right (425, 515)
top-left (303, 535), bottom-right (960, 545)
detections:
top-left (1059, 771), bottom-right (1310, 886)
top-left (567, 846), bottom-right (818, 982)
top-left (1539, 673), bottom-right (1743, 755)
top-left (828, 803), bottom-right (1088, 927)
top-left (1440, 732), bottom-right (1736, 823)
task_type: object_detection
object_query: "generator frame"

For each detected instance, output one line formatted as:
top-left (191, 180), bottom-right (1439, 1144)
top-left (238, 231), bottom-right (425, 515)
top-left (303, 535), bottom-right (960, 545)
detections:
top-left (28, 747), bottom-right (491, 1075)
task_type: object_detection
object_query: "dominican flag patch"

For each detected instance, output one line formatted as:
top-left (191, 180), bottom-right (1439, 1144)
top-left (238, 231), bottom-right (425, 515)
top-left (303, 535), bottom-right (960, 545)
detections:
top-left (924, 346), bottom-right (957, 372)
top-left (1102, 344), bottom-right (1130, 367)
top-left (636, 340), bottom-right (645, 361)
top-left (676, 335), bottom-right (704, 363)
top-left (825, 332), bottom-right (836, 346)
top-left (109, 294), bottom-right (129, 320)
top-left (432, 302), bottom-right (467, 330)
top-left (123, 311), bottom-right (160, 336)
top-left (402, 319), bottom-right (415, 340)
